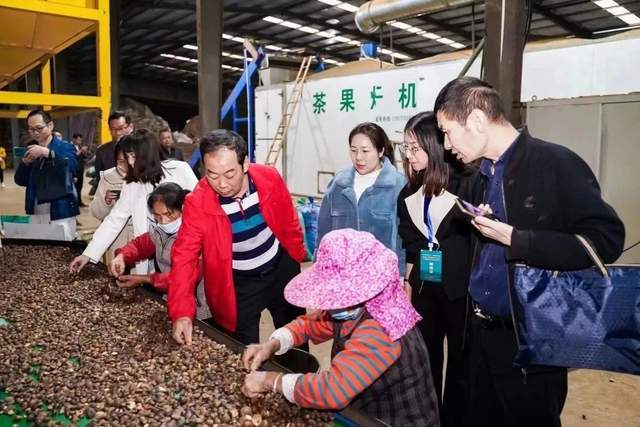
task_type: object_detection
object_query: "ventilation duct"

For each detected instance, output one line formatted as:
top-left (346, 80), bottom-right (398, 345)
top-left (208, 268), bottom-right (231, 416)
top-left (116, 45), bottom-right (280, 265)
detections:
top-left (355, 0), bottom-right (474, 34)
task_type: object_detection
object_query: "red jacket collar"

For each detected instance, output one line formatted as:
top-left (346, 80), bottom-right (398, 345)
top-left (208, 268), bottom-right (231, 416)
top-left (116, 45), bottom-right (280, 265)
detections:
top-left (194, 164), bottom-right (278, 216)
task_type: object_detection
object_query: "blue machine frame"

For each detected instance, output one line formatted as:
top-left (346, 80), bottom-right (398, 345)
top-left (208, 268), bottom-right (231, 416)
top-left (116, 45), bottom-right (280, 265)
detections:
top-left (188, 47), bottom-right (266, 168)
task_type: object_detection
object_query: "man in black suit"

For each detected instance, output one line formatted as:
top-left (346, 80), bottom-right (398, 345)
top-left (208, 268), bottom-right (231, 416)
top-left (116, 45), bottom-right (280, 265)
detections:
top-left (94, 111), bottom-right (133, 187)
top-left (159, 127), bottom-right (184, 161)
top-left (71, 133), bottom-right (89, 206)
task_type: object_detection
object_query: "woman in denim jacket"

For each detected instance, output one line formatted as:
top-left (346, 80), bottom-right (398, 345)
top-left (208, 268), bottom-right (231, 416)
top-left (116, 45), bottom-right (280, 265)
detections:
top-left (317, 122), bottom-right (406, 275)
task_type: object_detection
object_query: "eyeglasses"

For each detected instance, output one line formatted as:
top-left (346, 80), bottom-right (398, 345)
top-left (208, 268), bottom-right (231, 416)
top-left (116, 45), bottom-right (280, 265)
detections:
top-left (28, 124), bottom-right (48, 134)
top-left (398, 143), bottom-right (421, 155)
top-left (109, 124), bottom-right (130, 132)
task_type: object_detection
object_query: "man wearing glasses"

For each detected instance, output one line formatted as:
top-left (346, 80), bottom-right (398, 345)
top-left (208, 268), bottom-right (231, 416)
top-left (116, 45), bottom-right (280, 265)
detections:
top-left (94, 111), bottom-right (133, 187)
top-left (14, 109), bottom-right (79, 240)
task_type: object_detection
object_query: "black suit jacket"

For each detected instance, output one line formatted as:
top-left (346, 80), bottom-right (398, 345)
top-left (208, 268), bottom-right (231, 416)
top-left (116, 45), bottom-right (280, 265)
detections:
top-left (94, 141), bottom-right (116, 181)
top-left (465, 127), bottom-right (625, 271)
top-left (397, 167), bottom-right (476, 300)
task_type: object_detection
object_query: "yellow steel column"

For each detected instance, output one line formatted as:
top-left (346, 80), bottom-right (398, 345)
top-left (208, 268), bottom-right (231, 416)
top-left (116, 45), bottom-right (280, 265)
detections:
top-left (41, 60), bottom-right (52, 111)
top-left (96, 0), bottom-right (112, 144)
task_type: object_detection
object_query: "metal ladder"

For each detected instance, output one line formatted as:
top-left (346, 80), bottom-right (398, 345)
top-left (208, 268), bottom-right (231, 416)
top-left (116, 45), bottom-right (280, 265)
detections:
top-left (265, 56), bottom-right (313, 166)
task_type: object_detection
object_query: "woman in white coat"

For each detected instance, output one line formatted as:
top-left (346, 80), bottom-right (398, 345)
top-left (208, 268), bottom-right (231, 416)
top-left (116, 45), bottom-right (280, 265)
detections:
top-left (89, 140), bottom-right (134, 266)
top-left (70, 129), bottom-right (198, 273)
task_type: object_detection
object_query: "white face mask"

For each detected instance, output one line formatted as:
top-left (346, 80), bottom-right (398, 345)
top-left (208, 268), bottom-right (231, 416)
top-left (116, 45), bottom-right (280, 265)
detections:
top-left (157, 217), bottom-right (182, 235)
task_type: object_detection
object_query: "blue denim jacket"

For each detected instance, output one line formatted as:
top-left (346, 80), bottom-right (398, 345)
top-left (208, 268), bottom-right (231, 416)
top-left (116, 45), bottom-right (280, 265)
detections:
top-left (14, 137), bottom-right (79, 220)
top-left (318, 157), bottom-right (407, 274)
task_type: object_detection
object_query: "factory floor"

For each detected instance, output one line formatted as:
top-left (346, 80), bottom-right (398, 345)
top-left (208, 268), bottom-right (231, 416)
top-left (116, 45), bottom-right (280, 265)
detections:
top-left (1, 168), bottom-right (639, 426)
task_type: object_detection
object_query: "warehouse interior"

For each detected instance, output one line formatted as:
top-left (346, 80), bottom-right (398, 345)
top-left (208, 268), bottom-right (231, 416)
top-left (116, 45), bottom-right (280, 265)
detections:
top-left (1, 0), bottom-right (640, 426)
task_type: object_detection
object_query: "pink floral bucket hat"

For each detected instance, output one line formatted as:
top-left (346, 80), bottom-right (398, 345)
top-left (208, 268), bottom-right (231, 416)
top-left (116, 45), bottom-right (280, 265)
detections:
top-left (284, 229), bottom-right (421, 341)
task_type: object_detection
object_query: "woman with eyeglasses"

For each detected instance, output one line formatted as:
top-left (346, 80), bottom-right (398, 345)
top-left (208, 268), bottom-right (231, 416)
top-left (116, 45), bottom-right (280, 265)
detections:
top-left (316, 122), bottom-right (406, 275)
top-left (70, 129), bottom-right (198, 273)
top-left (397, 111), bottom-right (475, 427)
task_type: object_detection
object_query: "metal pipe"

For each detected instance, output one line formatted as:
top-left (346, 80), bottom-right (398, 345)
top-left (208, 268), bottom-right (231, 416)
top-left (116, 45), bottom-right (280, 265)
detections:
top-left (458, 36), bottom-right (485, 77)
top-left (355, 0), bottom-right (474, 34)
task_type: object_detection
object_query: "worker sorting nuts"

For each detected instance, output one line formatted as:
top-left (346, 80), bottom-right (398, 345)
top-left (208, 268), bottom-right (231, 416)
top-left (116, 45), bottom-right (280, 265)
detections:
top-left (241, 229), bottom-right (441, 427)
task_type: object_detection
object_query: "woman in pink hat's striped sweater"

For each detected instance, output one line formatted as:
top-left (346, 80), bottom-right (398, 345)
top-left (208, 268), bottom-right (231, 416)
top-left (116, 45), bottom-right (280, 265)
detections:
top-left (241, 229), bottom-right (440, 427)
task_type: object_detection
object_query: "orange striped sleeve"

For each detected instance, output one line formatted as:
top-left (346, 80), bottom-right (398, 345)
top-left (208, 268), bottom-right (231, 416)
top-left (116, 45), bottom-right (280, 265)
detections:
top-left (292, 318), bottom-right (401, 410)
top-left (284, 310), bottom-right (334, 346)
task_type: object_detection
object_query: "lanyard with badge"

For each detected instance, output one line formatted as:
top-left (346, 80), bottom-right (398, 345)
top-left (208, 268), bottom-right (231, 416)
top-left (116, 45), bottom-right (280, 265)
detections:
top-left (419, 196), bottom-right (443, 289)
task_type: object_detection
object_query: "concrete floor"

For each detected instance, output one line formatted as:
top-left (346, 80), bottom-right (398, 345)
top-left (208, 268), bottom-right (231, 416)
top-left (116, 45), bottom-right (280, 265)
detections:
top-left (1, 168), bottom-right (639, 426)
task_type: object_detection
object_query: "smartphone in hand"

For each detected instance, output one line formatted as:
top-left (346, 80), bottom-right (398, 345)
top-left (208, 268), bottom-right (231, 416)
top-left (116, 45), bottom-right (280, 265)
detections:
top-left (455, 198), bottom-right (498, 221)
top-left (108, 189), bottom-right (121, 200)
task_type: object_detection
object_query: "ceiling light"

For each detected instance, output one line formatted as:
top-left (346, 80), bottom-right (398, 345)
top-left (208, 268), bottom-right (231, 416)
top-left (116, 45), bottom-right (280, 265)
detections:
top-left (263, 16), bottom-right (283, 24)
top-left (280, 20), bottom-right (302, 29)
top-left (298, 26), bottom-right (320, 34)
top-left (333, 35), bottom-right (352, 43)
top-left (161, 53), bottom-right (198, 63)
top-left (379, 48), bottom-right (410, 60)
top-left (619, 13), bottom-right (640, 24)
top-left (437, 37), bottom-right (455, 45)
top-left (608, 6), bottom-right (630, 15)
top-left (145, 63), bottom-right (197, 75)
top-left (391, 22), bottom-right (412, 30)
top-left (222, 64), bottom-right (243, 71)
top-left (323, 58), bottom-right (344, 65)
top-left (422, 32), bottom-right (441, 40)
top-left (592, 1), bottom-right (640, 26)
top-left (183, 44), bottom-right (197, 50)
top-left (337, 3), bottom-right (359, 12)
top-left (326, 18), bottom-right (340, 25)
top-left (318, 0), bottom-right (341, 5)
top-left (593, 0), bottom-right (619, 8)
top-left (222, 34), bottom-right (244, 43)
top-left (450, 42), bottom-right (466, 49)
top-left (316, 30), bottom-right (335, 38)
top-left (266, 45), bottom-right (283, 51)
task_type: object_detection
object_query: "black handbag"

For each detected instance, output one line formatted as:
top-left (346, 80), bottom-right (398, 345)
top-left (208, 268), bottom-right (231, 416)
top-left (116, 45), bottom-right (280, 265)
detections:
top-left (34, 157), bottom-right (70, 203)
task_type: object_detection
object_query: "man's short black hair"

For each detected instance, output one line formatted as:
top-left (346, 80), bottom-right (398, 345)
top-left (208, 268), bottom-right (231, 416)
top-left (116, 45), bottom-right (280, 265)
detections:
top-left (200, 129), bottom-right (248, 164)
top-left (27, 109), bottom-right (52, 123)
top-left (434, 77), bottom-right (506, 124)
top-left (108, 110), bottom-right (131, 126)
top-left (72, 133), bottom-right (83, 139)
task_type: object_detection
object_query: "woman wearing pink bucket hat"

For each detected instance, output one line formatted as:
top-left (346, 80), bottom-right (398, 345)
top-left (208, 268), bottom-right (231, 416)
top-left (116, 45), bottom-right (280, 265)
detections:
top-left (241, 229), bottom-right (440, 426)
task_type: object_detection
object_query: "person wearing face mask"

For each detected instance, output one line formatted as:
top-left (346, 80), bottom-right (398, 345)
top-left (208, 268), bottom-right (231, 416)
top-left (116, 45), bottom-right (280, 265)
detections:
top-left (241, 229), bottom-right (440, 427)
top-left (397, 111), bottom-right (475, 427)
top-left (69, 129), bottom-right (198, 274)
top-left (107, 183), bottom-right (211, 320)
top-left (168, 129), bottom-right (306, 346)
top-left (89, 141), bottom-right (135, 266)
top-left (317, 122), bottom-right (406, 275)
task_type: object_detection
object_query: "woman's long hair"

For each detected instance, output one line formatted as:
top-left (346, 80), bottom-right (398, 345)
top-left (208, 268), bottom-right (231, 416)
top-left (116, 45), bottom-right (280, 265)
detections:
top-left (120, 129), bottom-right (164, 185)
top-left (403, 112), bottom-right (449, 196)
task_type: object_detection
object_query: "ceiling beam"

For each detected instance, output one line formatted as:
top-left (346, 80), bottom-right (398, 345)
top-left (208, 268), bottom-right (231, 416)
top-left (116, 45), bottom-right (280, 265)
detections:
top-left (532, 4), bottom-right (593, 38)
top-left (120, 21), bottom-right (355, 61)
top-left (416, 14), bottom-right (472, 40)
top-left (224, 6), bottom-right (429, 60)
